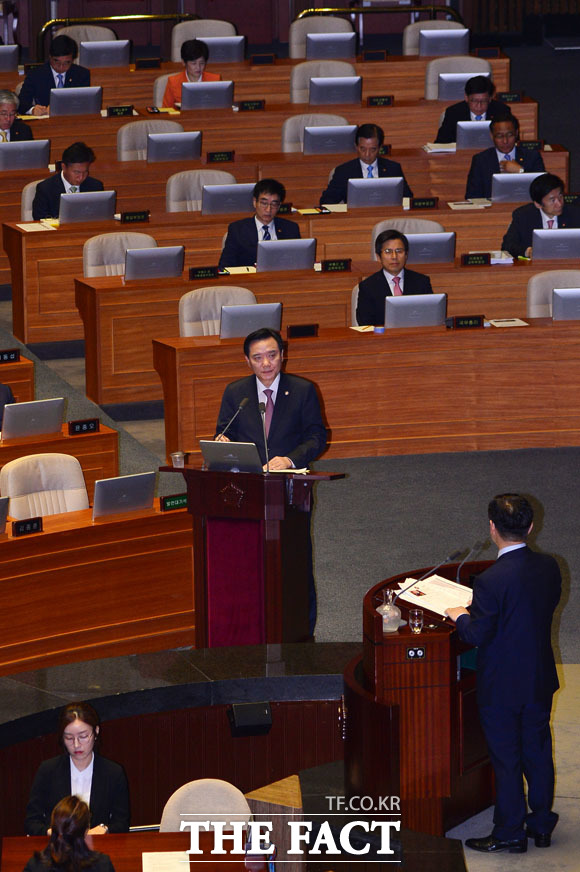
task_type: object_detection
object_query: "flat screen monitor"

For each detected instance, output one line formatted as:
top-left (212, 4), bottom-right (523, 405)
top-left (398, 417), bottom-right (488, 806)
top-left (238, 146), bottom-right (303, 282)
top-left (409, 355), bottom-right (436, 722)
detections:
top-left (79, 40), bottom-right (131, 68)
top-left (0, 139), bottom-right (50, 171)
top-left (256, 238), bottom-right (316, 272)
top-left (146, 131), bottom-right (202, 162)
top-left (456, 120), bottom-right (492, 149)
top-left (124, 245), bottom-right (185, 280)
top-left (199, 440), bottom-right (263, 473)
top-left (180, 80), bottom-right (234, 110)
top-left (1, 397), bottom-right (64, 440)
top-left (438, 72), bottom-right (490, 101)
top-left (491, 172), bottom-right (543, 202)
top-left (385, 293), bottom-right (447, 329)
top-left (58, 190), bottom-right (116, 223)
top-left (201, 182), bottom-right (254, 215)
top-left (552, 287), bottom-right (580, 319)
top-left (306, 32), bottom-right (357, 60)
top-left (92, 471), bottom-right (156, 520)
top-left (50, 86), bottom-right (102, 115)
top-left (0, 45), bottom-right (19, 72)
top-left (303, 124), bottom-right (357, 155)
top-left (220, 302), bottom-right (282, 338)
top-left (406, 231), bottom-right (456, 264)
top-left (309, 76), bottom-right (362, 105)
top-left (532, 229), bottom-right (580, 260)
top-left (198, 36), bottom-right (245, 63)
top-left (347, 177), bottom-right (404, 208)
top-left (419, 28), bottom-right (469, 57)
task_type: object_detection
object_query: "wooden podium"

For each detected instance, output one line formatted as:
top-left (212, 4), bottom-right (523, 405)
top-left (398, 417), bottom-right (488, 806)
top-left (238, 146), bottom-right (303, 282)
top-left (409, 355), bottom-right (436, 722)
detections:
top-left (343, 562), bottom-right (495, 836)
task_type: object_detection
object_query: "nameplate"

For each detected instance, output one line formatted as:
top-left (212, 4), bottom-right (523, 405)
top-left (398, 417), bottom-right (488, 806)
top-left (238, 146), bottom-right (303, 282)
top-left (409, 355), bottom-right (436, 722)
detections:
top-left (23, 63), bottom-right (43, 74)
top-left (519, 139), bottom-right (543, 151)
top-left (410, 197), bottom-right (438, 210)
top-left (461, 253), bottom-right (491, 266)
top-left (564, 194), bottom-right (580, 205)
top-left (379, 144), bottom-right (391, 155)
top-left (120, 210), bottom-right (150, 224)
top-left (189, 266), bottom-right (219, 280)
top-left (238, 100), bottom-right (265, 112)
top-left (161, 493), bottom-right (188, 511)
top-left (498, 91), bottom-right (522, 103)
top-left (135, 57), bottom-right (161, 70)
top-left (475, 46), bottom-right (501, 58)
top-left (0, 348), bottom-right (20, 363)
top-left (250, 53), bottom-right (275, 65)
top-left (287, 324), bottom-right (319, 339)
top-left (367, 95), bottom-right (394, 107)
top-left (68, 418), bottom-right (100, 435)
top-left (107, 105), bottom-right (134, 117)
top-left (446, 314), bottom-right (485, 329)
top-left (363, 49), bottom-right (388, 61)
top-left (321, 258), bottom-right (351, 272)
top-left (13, 517), bottom-right (43, 537)
top-left (277, 202), bottom-right (293, 214)
top-left (207, 150), bottom-right (235, 163)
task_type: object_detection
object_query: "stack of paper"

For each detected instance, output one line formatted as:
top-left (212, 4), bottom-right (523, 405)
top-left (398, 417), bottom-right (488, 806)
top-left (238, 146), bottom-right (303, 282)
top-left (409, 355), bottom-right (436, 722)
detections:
top-left (396, 573), bottom-right (472, 616)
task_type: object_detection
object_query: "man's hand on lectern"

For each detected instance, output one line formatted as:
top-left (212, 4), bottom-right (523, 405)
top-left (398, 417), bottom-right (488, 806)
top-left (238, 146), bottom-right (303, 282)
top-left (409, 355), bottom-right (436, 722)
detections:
top-left (445, 606), bottom-right (470, 622)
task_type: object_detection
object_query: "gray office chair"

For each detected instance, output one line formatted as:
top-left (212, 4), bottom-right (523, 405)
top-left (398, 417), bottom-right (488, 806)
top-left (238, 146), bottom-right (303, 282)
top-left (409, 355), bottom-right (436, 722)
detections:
top-left (281, 112), bottom-right (349, 153)
top-left (289, 15), bottom-right (353, 59)
top-left (159, 778), bottom-right (252, 831)
top-left (179, 286), bottom-right (256, 336)
top-left (526, 270), bottom-right (580, 318)
top-left (166, 170), bottom-right (236, 212)
top-left (290, 59), bottom-right (357, 103)
top-left (83, 232), bottom-right (157, 277)
top-left (117, 120), bottom-right (184, 161)
top-left (0, 454), bottom-right (89, 520)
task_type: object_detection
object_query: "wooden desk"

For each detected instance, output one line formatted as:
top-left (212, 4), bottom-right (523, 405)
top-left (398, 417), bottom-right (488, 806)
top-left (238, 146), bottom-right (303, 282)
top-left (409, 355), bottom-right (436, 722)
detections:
top-left (152, 321), bottom-right (580, 461)
top-left (0, 354), bottom-right (34, 403)
top-left (0, 502), bottom-right (195, 676)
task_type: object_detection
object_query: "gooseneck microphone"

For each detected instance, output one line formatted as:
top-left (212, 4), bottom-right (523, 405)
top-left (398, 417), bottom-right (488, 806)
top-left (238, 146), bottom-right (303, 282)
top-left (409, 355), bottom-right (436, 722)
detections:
top-left (217, 397), bottom-right (248, 440)
top-left (455, 540), bottom-right (487, 583)
top-left (258, 401), bottom-right (270, 473)
top-left (393, 549), bottom-right (464, 603)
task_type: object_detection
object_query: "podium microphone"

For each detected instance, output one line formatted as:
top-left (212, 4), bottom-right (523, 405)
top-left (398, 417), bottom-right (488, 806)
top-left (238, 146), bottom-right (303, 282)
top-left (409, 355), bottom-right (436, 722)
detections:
top-left (258, 401), bottom-right (270, 473)
top-left (217, 397), bottom-right (248, 439)
top-left (393, 549), bottom-right (464, 603)
top-left (455, 540), bottom-right (486, 583)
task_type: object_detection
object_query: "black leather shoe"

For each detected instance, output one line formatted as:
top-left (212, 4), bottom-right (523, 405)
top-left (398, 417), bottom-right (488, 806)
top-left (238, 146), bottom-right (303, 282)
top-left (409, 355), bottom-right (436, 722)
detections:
top-left (465, 834), bottom-right (527, 853)
top-left (526, 828), bottom-right (551, 847)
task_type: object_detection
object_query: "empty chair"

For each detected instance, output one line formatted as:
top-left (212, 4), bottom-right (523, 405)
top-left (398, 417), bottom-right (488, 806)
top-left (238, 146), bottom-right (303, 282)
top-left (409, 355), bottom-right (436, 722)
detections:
top-left (166, 169), bottom-right (236, 212)
top-left (117, 120), bottom-right (184, 161)
top-left (425, 56), bottom-right (491, 99)
top-left (171, 20), bottom-right (236, 62)
top-left (0, 454), bottom-right (89, 520)
top-left (54, 25), bottom-right (117, 42)
top-left (21, 179), bottom-right (43, 221)
top-left (179, 286), bottom-right (256, 336)
top-left (83, 232), bottom-right (157, 277)
top-left (152, 74), bottom-right (171, 108)
top-left (403, 20), bottom-right (465, 56)
top-left (370, 218), bottom-right (444, 258)
top-left (290, 60), bottom-right (357, 103)
top-left (160, 778), bottom-right (252, 832)
top-left (289, 15), bottom-right (353, 59)
top-left (281, 112), bottom-right (349, 153)
top-left (526, 270), bottom-right (580, 318)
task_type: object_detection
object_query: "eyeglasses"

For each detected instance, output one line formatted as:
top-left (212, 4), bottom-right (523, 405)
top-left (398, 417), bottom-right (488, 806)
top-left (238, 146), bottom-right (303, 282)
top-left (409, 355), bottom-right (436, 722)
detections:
top-left (493, 132), bottom-right (517, 140)
top-left (257, 198), bottom-right (281, 209)
top-left (381, 248), bottom-right (405, 256)
top-left (0, 111), bottom-right (17, 119)
top-left (63, 730), bottom-right (94, 744)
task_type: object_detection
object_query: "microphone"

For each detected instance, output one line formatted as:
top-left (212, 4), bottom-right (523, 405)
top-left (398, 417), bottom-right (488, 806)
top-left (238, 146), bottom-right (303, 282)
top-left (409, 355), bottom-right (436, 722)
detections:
top-left (393, 549), bottom-right (464, 603)
top-left (258, 401), bottom-right (270, 473)
top-left (455, 540), bottom-right (486, 583)
top-left (217, 397), bottom-right (248, 439)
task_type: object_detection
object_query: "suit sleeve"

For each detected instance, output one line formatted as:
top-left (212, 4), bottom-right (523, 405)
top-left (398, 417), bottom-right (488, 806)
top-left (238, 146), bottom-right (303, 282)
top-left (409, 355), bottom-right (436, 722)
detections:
top-left (398, 165), bottom-right (413, 199)
top-left (286, 381), bottom-right (327, 468)
top-left (502, 210), bottom-right (528, 257)
top-left (526, 149), bottom-right (545, 172)
top-left (32, 180), bottom-right (56, 220)
top-left (25, 760), bottom-right (54, 835)
top-left (218, 225), bottom-right (242, 268)
top-left (435, 108), bottom-right (456, 143)
top-left (465, 153), bottom-right (486, 199)
top-left (320, 165), bottom-right (347, 205)
top-left (455, 577), bottom-right (500, 648)
top-left (102, 761), bottom-right (130, 832)
top-left (356, 277), bottom-right (381, 326)
top-left (18, 73), bottom-right (37, 114)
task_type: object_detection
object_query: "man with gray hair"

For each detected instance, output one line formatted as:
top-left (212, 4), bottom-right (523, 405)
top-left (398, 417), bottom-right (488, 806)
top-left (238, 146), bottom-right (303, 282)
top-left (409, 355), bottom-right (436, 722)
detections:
top-left (0, 90), bottom-right (33, 142)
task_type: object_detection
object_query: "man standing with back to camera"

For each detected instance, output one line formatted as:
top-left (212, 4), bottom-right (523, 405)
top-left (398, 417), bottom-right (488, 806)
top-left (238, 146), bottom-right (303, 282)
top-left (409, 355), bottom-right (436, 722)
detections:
top-left (446, 494), bottom-right (561, 853)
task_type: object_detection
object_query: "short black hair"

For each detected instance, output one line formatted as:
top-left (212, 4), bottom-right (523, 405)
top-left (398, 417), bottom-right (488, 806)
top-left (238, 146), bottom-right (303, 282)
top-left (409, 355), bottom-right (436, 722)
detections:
top-left (243, 328), bottom-right (284, 358)
top-left (465, 75), bottom-right (494, 97)
top-left (62, 142), bottom-right (95, 165)
top-left (356, 123), bottom-right (384, 148)
top-left (488, 494), bottom-right (533, 541)
top-left (375, 229), bottom-right (409, 257)
top-left (181, 38), bottom-right (209, 63)
top-left (490, 111), bottom-right (519, 134)
top-left (530, 172), bottom-right (564, 206)
top-left (49, 35), bottom-right (78, 59)
top-left (252, 178), bottom-right (285, 202)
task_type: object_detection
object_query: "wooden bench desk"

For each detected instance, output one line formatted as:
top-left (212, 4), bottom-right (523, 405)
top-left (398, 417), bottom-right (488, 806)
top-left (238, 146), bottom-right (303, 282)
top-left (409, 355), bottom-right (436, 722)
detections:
top-left (0, 354), bottom-right (34, 403)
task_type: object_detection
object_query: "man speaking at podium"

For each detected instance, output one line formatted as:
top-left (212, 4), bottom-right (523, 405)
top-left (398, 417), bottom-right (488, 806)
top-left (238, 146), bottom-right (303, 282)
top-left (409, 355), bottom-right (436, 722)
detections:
top-left (446, 494), bottom-right (561, 854)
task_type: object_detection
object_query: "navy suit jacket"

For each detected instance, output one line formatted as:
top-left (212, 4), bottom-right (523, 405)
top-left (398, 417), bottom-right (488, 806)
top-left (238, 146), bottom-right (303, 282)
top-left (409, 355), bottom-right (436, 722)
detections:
top-left (356, 267), bottom-right (433, 326)
top-left (6, 118), bottom-right (34, 141)
top-left (320, 156), bottom-right (413, 204)
top-left (18, 62), bottom-right (91, 114)
top-left (215, 372), bottom-right (327, 468)
top-left (465, 145), bottom-right (545, 199)
top-left (218, 216), bottom-right (301, 268)
top-left (435, 98), bottom-right (506, 143)
top-left (25, 753), bottom-right (130, 835)
top-left (0, 382), bottom-right (14, 427)
top-left (456, 546), bottom-right (561, 707)
top-left (501, 201), bottom-right (580, 257)
top-left (32, 173), bottom-right (104, 219)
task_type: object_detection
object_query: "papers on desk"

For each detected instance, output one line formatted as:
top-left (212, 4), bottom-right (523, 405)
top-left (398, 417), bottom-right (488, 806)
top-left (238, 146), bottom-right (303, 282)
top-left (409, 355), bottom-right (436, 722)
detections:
top-left (16, 222), bottom-right (56, 232)
top-left (488, 317), bottom-right (529, 327)
top-left (489, 250), bottom-right (514, 265)
top-left (448, 199), bottom-right (492, 210)
top-left (141, 852), bottom-right (190, 871)
top-left (220, 266), bottom-right (257, 274)
top-left (267, 467), bottom-right (309, 474)
top-left (311, 204), bottom-right (348, 213)
top-left (396, 573), bottom-right (472, 616)
top-left (423, 142), bottom-right (456, 153)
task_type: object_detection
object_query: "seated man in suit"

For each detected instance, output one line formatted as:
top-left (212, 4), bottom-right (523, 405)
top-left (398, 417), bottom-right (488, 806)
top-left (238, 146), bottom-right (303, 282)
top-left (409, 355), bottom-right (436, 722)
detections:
top-left (465, 111), bottom-right (545, 200)
top-left (32, 141), bottom-right (104, 220)
top-left (320, 122), bottom-right (413, 204)
top-left (435, 75), bottom-right (505, 143)
top-left (19, 35), bottom-right (90, 116)
top-left (0, 90), bottom-right (33, 141)
top-left (162, 39), bottom-right (220, 109)
top-left (218, 178), bottom-right (301, 268)
top-left (356, 229), bottom-right (433, 326)
top-left (502, 172), bottom-right (580, 258)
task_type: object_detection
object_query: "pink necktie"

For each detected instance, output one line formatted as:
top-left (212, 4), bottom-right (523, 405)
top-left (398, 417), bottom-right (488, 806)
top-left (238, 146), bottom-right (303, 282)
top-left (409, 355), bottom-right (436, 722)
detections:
top-left (392, 276), bottom-right (403, 296)
top-left (264, 389), bottom-right (274, 436)
top-left (548, 219), bottom-right (554, 229)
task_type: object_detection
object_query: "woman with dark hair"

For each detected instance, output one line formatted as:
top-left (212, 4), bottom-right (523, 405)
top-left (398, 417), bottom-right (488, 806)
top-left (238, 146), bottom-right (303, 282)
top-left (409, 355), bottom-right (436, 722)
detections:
top-left (23, 796), bottom-right (115, 871)
top-left (162, 38), bottom-right (220, 108)
top-left (25, 702), bottom-right (130, 836)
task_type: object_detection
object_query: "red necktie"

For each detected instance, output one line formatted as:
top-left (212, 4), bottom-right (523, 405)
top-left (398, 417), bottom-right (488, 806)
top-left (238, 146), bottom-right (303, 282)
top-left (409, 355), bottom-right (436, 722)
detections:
top-left (392, 276), bottom-right (403, 296)
top-left (264, 389), bottom-right (274, 436)
top-left (548, 219), bottom-right (554, 229)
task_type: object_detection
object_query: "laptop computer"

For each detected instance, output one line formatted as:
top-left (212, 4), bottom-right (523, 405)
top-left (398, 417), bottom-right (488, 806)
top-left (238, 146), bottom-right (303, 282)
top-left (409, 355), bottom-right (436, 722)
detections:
top-left (200, 440), bottom-right (263, 473)
top-left (1, 398), bottom-right (64, 441)
top-left (92, 471), bottom-right (156, 520)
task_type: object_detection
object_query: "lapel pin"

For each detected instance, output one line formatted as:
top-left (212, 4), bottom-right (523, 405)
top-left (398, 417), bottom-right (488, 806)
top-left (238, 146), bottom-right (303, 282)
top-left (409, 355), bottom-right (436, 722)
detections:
top-left (284, 391), bottom-right (289, 395)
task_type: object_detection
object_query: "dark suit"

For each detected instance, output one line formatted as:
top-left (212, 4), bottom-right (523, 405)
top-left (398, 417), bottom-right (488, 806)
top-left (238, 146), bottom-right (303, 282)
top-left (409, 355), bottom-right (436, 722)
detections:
top-left (356, 267), bottom-right (433, 326)
top-left (18, 62), bottom-right (91, 114)
top-left (32, 173), bottom-right (104, 220)
top-left (502, 202), bottom-right (580, 257)
top-left (25, 753), bottom-right (130, 835)
top-left (456, 546), bottom-right (561, 840)
top-left (320, 156), bottom-right (413, 204)
top-left (24, 852), bottom-right (114, 872)
top-left (218, 216), bottom-right (301, 268)
top-left (5, 118), bottom-right (34, 141)
top-left (435, 98), bottom-right (506, 143)
top-left (465, 145), bottom-right (545, 199)
top-left (0, 382), bottom-right (14, 427)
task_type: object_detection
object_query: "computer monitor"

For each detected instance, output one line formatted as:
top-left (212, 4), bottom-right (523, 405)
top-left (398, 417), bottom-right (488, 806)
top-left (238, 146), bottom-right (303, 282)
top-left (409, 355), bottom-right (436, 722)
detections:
top-left (309, 76), bottom-right (362, 105)
top-left (347, 177), bottom-right (404, 208)
top-left (419, 28), bottom-right (470, 57)
top-left (303, 124), bottom-right (357, 155)
top-left (438, 72), bottom-right (490, 101)
top-left (491, 172), bottom-right (543, 202)
top-left (92, 471), bottom-right (156, 520)
top-left (552, 287), bottom-right (580, 319)
top-left (124, 245), bottom-right (185, 280)
top-left (532, 229), bottom-right (580, 260)
top-left (1, 397), bottom-right (64, 440)
top-left (58, 190), bottom-right (117, 223)
top-left (50, 86), bottom-right (103, 115)
top-left (180, 80), bottom-right (234, 110)
top-left (256, 238), bottom-right (316, 272)
top-left (0, 139), bottom-right (50, 171)
top-left (384, 293), bottom-right (447, 329)
top-left (201, 182), bottom-right (255, 215)
top-left (456, 120), bottom-right (492, 149)
top-left (0, 45), bottom-right (19, 72)
top-left (220, 302), bottom-right (282, 338)
top-left (406, 232), bottom-right (456, 264)
top-left (146, 131), bottom-right (202, 162)
top-left (306, 32), bottom-right (357, 60)
top-left (79, 40), bottom-right (131, 68)
top-left (198, 36), bottom-right (245, 63)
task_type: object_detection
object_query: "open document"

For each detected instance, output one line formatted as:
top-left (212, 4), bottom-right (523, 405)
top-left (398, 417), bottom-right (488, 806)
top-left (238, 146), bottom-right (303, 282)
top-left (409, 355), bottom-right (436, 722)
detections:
top-left (397, 573), bottom-right (472, 616)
